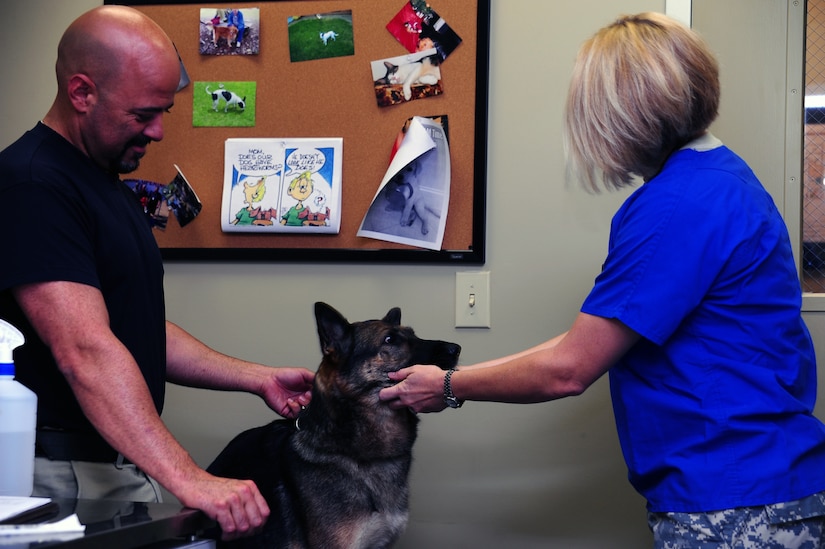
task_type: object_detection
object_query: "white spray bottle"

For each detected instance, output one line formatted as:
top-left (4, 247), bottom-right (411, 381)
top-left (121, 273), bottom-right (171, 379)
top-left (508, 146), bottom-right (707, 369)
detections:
top-left (0, 318), bottom-right (37, 496)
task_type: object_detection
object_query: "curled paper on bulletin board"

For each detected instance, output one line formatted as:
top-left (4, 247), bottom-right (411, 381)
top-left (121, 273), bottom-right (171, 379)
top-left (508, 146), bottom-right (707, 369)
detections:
top-left (357, 116), bottom-right (450, 250)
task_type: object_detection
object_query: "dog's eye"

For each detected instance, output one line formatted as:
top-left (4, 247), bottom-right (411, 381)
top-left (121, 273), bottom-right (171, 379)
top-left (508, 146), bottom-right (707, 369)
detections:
top-left (384, 335), bottom-right (395, 345)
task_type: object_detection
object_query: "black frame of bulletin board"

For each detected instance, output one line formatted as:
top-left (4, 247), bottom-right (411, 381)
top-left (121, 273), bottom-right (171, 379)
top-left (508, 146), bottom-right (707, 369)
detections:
top-left (105, 0), bottom-right (490, 264)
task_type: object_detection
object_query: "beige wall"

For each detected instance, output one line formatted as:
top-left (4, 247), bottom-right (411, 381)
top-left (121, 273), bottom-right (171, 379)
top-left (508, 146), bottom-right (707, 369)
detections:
top-left (3, 1), bottom-right (819, 547)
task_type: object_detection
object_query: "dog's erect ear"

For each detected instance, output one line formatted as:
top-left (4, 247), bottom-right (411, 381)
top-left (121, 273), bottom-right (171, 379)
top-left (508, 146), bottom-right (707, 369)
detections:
top-left (383, 307), bottom-right (402, 326)
top-left (315, 302), bottom-right (350, 355)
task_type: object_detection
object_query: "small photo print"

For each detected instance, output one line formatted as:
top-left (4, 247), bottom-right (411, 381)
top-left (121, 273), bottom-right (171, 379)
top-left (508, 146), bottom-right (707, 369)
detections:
top-left (124, 178), bottom-right (169, 230)
top-left (287, 10), bottom-right (354, 62)
top-left (193, 82), bottom-right (256, 128)
top-left (199, 8), bottom-right (260, 55)
top-left (371, 49), bottom-right (442, 107)
top-left (386, 2), bottom-right (462, 60)
top-left (124, 165), bottom-right (203, 229)
top-left (162, 165), bottom-right (203, 228)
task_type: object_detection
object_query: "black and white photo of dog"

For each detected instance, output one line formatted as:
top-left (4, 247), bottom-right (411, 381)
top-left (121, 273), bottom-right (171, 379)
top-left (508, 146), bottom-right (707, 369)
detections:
top-left (207, 302), bottom-right (461, 548)
top-left (387, 158), bottom-right (443, 236)
top-left (206, 84), bottom-right (246, 113)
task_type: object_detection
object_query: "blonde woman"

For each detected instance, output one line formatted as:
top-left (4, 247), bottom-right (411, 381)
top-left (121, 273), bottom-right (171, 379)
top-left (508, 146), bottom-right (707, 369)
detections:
top-left (381, 13), bottom-right (825, 547)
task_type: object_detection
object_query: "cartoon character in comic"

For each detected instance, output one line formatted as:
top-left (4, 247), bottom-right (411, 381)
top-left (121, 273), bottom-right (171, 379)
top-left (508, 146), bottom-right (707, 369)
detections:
top-left (281, 171), bottom-right (314, 226)
top-left (232, 176), bottom-right (277, 225)
top-left (300, 192), bottom-right (331, 226)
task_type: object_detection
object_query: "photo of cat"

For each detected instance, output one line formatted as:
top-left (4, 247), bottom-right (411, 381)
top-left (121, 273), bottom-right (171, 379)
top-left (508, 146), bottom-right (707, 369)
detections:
top-left (371, 49), bottom-right (443, 107)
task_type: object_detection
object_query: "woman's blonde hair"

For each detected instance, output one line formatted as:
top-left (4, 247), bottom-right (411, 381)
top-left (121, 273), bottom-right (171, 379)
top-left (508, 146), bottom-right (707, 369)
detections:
top-left (563, 12), bottom-right (720, 192)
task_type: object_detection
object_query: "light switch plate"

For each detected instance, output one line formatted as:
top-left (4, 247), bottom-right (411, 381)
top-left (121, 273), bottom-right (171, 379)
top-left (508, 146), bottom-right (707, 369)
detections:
top-left (455, 271), bottom-right (491, 328)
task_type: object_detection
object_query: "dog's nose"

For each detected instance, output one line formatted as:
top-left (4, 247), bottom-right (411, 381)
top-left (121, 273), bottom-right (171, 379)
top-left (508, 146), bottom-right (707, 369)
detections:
top-left (441, 343), bottom-right (461, 368)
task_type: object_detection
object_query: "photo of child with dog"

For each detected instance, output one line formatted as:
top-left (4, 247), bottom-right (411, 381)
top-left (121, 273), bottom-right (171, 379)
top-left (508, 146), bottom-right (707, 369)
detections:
top-left (199, 8), bottom-right (260, 55)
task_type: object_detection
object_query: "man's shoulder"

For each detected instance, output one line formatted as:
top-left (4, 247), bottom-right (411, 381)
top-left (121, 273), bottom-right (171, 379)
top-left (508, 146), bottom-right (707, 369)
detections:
top-left (0, 123), bottom-right (90, 192)
top-left (0, 123), bottom-right (58, 168)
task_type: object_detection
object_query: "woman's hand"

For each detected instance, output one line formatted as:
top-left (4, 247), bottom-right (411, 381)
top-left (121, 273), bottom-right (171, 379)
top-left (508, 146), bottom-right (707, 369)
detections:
top-left (379, 365), bottom-right (449, 413)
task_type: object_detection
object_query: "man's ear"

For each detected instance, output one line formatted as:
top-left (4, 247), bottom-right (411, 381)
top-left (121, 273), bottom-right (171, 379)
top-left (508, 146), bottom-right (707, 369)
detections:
top-left (65, 74), bottom-right (96, 113)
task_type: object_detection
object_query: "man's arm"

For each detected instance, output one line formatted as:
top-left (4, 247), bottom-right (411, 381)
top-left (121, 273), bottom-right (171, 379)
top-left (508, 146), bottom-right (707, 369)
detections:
top-left (164, 321), bottom-right (313, 419)
top-left (13, 280), bottom-right (268, 538)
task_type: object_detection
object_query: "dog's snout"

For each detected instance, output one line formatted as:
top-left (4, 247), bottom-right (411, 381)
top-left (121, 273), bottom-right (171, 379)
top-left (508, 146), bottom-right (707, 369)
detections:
top-left (433, 341), bottom-right (461, 369)
top-left (407, 339), bottom-right (461, 370)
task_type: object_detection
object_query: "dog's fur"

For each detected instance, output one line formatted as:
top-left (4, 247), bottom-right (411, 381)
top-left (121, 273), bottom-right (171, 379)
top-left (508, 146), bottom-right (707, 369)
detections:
top-left (207, 302), bottom-right (461, 548)
top-left (320, 30), bottom-right (338, 45)
top-left (206, 85), bottom-right (246, 113)
top-left (209, 23), bottom-right (238, 47)
top-left (387, 160), bottom-right (442, 235)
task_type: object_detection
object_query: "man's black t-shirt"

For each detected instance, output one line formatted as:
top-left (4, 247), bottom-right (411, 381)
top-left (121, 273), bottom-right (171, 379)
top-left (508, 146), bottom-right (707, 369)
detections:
top-left (0, 122), bottom-right (166, 445)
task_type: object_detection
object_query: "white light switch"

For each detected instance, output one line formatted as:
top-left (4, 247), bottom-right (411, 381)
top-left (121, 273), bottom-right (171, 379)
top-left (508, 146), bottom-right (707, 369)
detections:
top-left (455, 271), bottom-right (491, 328)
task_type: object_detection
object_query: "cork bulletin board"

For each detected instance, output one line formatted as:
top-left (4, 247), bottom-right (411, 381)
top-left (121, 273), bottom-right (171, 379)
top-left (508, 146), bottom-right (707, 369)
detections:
top-left (105, 0), bottom-right (490, 263)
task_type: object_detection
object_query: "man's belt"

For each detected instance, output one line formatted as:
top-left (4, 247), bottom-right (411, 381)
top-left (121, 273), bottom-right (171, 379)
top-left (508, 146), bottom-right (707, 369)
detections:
top-left (35, 429), bottom-right (130, 464)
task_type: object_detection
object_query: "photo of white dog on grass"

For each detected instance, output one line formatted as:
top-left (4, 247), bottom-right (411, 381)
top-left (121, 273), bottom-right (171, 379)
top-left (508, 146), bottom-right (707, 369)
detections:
top-left (193, 81), bottom-right (257, 128)
top-left (288, 10), bottom-right (354, 62)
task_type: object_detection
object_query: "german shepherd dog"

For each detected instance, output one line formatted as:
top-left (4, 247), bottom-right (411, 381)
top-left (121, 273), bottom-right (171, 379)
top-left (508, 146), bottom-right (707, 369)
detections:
top-left (207, 302), bottom-right (461, 548)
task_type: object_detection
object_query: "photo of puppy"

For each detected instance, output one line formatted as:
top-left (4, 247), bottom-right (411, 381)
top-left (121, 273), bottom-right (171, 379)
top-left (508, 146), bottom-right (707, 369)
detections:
top-left (206, 85), bottom-right (246, 113)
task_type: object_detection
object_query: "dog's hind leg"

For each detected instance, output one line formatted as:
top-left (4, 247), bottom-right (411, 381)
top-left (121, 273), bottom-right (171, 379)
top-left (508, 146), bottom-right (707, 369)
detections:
top-left (417, 207), bottom-right (429, 235)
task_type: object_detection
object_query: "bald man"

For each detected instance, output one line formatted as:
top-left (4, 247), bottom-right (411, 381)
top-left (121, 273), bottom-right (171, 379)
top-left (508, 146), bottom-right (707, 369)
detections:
top-left (0, 6), bottom-right (314, 539)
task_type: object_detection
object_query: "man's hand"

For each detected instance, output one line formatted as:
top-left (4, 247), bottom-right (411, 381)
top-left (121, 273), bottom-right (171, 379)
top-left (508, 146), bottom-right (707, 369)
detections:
top-left (177, 473), bottom-right (270, 540)
top-left (260, 367), bottom-right (314, 419)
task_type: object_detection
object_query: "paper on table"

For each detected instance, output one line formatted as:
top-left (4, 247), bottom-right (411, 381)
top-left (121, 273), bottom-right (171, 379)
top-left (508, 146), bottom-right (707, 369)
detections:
top-left (0, 515), bottom-right (85, 544)
top-left (0, 497), bottom-right (84, 543)
top-left (0, 497), bottom-right (52, 523)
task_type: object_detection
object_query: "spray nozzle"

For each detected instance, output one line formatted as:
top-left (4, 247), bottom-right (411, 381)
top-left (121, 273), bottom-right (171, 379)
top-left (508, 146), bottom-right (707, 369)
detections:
top-left (0, 319), bottom-right (24, 376)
